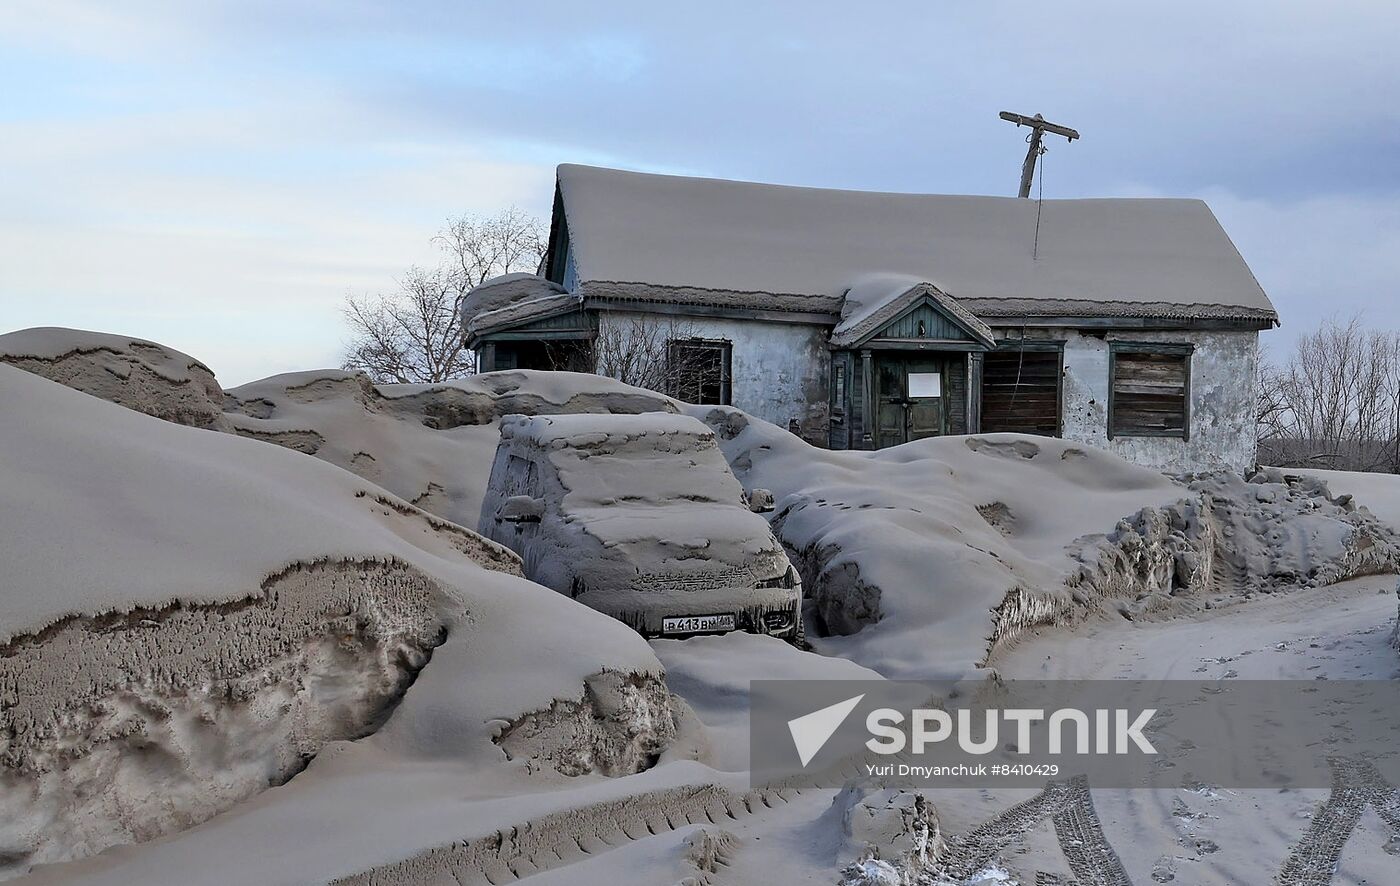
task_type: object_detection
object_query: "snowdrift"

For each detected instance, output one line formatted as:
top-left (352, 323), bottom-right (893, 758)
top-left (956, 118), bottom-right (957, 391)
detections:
top-left (1289, 468), bottom-right (1400, 533)
top-left (0, 364), bottom-right (676, 881)
top-left (692, 406), bottom-right (1400, 680)
top-left (0, 326), bottom-right (682, 532)
top-left (0, 327), bottom-right (231, 431)
top-left (223, 369), bottom-right (680, 529)
top-left (7, 325), bottom-right (1400, 882)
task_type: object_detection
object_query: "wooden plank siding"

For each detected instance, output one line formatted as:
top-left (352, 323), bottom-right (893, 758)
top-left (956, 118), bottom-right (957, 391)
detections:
top-left (1109, 346), bottom-right (1191, 439)
top-left (946, 357), bottom-right (968, 434)
top-left (876, 304), bottom-right (971, 341)
top-left (981, 348), bottom-right (1062, 436)
top-left (851, 353), bottom-right (866, 446)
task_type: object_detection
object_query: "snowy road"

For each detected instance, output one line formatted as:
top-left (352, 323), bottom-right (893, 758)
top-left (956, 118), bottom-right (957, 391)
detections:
top-left (627, 576), bottom-right (1400, 886)
top-left (938, 575), bottom-right (1400, 886)
top-left (994, 574), bottom-right (1400, 684)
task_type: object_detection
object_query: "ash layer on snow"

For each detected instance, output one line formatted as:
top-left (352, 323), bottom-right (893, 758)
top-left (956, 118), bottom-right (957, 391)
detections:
top-left (0, 326), bottom-right (683, 532)
top-left (694, 406), bottom-right (1400, 680)
top-left (0, 560), bottom-right (446, 872)
top-left (1065, 468), bottom-right (1400, 621)
top-left (223, 367), bottom-right (680, 528)
top-left (7, 325), bottom-right (1400, 884)
top-left (0, 327), bottom-right (231, 430)
top-left (0, 359), bottom-right (678, 882)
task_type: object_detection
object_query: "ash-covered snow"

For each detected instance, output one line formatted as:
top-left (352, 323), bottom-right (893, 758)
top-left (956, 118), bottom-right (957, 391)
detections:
top-left (1289, 467), bottom-right (1400, 532)
top-left (224, 366), bottom-right (679, 528)
top-left (692, 406), bottom-right (1400, 680)
top-left (7, 325), bottom-right (1400, 884)
top-left (0, 363), bottom-right (676, 881)
top-left (0, 327), bottom-right (230, 430)
top-left (556, 164), bottom-right (1276, 320)
top-left (692, 405), bottom-right (1182, 679)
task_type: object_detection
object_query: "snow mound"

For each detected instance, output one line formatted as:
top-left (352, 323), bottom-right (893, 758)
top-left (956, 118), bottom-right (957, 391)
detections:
top-left (841, 788), bottom-right (946, 882)
top-left (224, 368), bottom-right (680, 527)
top-left (693, 406), bottom-right (1400, 680)
top-left (1288, 468), bottom-right (1400, 533)
top-left (1, 560), bottom-right (447, 872)
top-left (0, 365), bottom-right (675, 881)
top-left (0, 327), bottom-right (230, 430)
top-left (694, 405), bottom-right (1181, 679)
top-left (1068, 468), bottom-right (1400, 620)
top-left (0, 327), bottom-right (681, 531)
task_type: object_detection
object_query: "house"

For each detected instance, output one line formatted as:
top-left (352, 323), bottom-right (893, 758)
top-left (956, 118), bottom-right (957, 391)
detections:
top-left (463, 164), bottom-right (1278, 473)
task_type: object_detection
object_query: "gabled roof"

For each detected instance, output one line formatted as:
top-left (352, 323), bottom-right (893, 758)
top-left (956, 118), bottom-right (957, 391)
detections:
top-left (831, 274), bottom-right (996, 349)
top-left (552, 164), bottom-right (1277, 324)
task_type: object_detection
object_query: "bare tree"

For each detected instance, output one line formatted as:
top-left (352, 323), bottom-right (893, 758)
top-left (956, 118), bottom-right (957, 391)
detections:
top-left (588, 315), bottom-right (722, 399)
top-left (342, 208), bottom-right (546, 384)
top-left (1256, 350), bottom-right (1291, 446)
top-left (1260, 315), bottom-right (1400, 471)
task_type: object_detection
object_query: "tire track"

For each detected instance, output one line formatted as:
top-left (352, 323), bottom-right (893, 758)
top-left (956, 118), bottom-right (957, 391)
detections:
top-left (330, 783), bottom-right (795, 885)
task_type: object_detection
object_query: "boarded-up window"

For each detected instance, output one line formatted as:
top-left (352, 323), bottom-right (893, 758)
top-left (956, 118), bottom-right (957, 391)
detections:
top-left (669, 339), bottom-right (732, 405)
top-left (981, 348), bottom-right (1061, 436)
top-left (1110, 347), bottom-right (1191, 438)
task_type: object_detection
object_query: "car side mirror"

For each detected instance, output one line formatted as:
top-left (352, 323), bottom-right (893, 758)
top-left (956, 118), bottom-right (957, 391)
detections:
top-left (497, 495), bottom-right (544, 524)
top-left (748, 488), bottom-right (775, 513)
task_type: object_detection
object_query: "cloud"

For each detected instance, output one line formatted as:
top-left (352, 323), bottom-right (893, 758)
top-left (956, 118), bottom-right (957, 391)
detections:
top-left (1, 1), bottom-right (1398, 383)
top-left (0, 107), bottom-right (551, 384)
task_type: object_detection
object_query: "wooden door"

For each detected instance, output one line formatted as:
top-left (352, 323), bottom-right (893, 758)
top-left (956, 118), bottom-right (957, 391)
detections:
top-left (876, 359), bottom-right (907, 446)
top-left (875, 357), bottom-right (946, 447)
top-left (905, 360), bottom-right (945, 441)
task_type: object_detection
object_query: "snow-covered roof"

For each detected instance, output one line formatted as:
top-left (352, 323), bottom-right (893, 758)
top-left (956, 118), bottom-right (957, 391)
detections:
top-left (831, 274), bottom-right (997, 349)
top-left (554, 164), bottom-right (1277, 323)
top-left (466, 290), bottom-right (583, 336)
top-left (460, 273), bottom-right (567, 329)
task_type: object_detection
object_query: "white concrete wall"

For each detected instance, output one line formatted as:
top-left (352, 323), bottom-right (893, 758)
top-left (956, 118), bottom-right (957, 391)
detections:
top-left (595, 311), bottom-right (830, 444)
top-left (1055, 329), bottom-right (1260, 473)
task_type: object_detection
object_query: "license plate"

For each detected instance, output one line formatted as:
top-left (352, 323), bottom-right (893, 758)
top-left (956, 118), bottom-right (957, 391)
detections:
top-left (661, 614), bottom-right (736, 635)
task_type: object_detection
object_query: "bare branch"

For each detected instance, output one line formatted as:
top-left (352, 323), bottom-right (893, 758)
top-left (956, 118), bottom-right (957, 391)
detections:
top-left (589, 315), bottom-right (722, 399)
top-left (341, 208), bottom-right (546, 384)
top-left (1259, 314), bottom-right (1400, 472)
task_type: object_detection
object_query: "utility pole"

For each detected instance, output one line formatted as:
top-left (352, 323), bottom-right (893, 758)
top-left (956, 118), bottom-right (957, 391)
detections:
top-left (999, 111), bottom-right (1079, 198)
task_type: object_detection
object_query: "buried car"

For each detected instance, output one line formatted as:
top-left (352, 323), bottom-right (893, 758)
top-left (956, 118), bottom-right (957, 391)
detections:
top-left (478, 412), bottom-right (802, 639)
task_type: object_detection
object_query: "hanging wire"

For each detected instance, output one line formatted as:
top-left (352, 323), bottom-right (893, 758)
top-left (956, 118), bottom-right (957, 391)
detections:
top-left (1032, 143), bottom-right (1047, 259)
top-left (1017, 138), bottom-right (1047, 426)
top-left (1009, 323), bottom-right (1028, 417)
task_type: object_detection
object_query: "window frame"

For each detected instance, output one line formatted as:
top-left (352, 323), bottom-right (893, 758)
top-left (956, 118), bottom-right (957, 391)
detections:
top-left (1107, 341), bottom-right (1194, 441)
top-left (980, 340), bottom-right (1065, 437)
top-left (831, 359), bottom-right (847, 419)
top-left (667, 337), bottom-right (733, 406)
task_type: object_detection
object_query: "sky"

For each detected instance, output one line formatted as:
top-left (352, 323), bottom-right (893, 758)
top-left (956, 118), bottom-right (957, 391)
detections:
top-left (2, 1), bottom-right (1398, 385)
